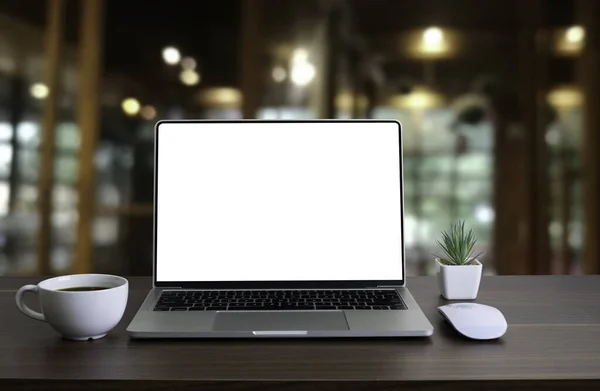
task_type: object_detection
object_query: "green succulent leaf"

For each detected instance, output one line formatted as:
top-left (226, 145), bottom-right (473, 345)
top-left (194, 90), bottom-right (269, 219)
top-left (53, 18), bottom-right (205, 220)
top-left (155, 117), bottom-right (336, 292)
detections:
top-left (436, 220), bottom-right (480, 265)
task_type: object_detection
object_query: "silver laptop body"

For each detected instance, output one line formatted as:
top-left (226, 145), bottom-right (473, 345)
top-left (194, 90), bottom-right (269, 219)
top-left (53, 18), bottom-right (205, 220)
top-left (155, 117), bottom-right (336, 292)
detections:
top-left (127, 119), bottom-right (434, 338)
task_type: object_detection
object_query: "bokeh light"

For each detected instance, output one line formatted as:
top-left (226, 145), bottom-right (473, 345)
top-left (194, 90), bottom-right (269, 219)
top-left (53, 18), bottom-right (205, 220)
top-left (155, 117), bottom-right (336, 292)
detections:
top-left (162, 46), bottom-right (181, 65)
top-left (121, 97), bottom-right (141, 116)
top-left (179, 69), bottom-right (201, 86)
top-left (422, 27), bottom-right (444, 52)
top-left (290, 48), bottom-right (315, 86)
top-left (140, 105), bottom-right (157, 120)
top-left (272, 66), bottom-right (287, 83)
top-left (566, 26), bottom-right (585, 43)
top-left (181, 57), bottom-right (197, 70)
top-left (30, 83), bottom-right (49, 99)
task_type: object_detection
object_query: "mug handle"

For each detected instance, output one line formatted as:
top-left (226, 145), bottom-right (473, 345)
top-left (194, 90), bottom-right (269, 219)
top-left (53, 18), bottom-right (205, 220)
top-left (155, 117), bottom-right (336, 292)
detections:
top-left (15, 285), bottom-right (46, 322)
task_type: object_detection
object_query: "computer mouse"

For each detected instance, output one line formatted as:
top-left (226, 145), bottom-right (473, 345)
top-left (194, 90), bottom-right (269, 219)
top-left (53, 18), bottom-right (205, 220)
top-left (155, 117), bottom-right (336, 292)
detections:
top-left (438, 303), bottom-right (507, 340)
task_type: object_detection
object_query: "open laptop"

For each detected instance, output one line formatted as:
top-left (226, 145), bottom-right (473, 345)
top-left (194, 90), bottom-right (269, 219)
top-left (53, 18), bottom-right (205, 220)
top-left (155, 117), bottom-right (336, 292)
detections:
top-left (126, 119), bottom-right (434, 338)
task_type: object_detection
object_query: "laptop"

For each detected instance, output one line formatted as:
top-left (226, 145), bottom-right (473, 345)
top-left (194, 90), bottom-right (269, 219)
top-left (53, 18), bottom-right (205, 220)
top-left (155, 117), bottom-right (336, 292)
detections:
top-left (126, 119), bottom-right (434, 338)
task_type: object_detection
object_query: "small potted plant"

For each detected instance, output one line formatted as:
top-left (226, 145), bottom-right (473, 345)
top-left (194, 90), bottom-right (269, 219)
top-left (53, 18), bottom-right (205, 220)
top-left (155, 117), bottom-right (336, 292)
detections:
top-left (434, 220), bottom-right (483, 300)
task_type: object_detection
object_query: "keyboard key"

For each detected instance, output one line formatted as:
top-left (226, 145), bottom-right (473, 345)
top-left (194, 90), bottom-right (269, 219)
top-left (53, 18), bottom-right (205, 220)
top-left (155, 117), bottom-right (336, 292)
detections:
top-left (247, 306), bottom-right (275, 311)
top-left (372, 301), bottom-right (394, 305)
top-left (355, 306), bottom-right (371, 310)
top-left (280, 305), bottom-right (314, 310)
top-left (159, 304), bottom-right (185, 308)
top-left (315, 306), bottom-right (337, 310)
top-left (338, 305), bottom-right (354, 309)
top-left (153, 307), bottom-right (171, 311)
top-left (171, 307), bottom-right (188, 311)
top-left (188, 307), bottom-right (206, 311)
top-left (227, 306), bottom-right (248, 310)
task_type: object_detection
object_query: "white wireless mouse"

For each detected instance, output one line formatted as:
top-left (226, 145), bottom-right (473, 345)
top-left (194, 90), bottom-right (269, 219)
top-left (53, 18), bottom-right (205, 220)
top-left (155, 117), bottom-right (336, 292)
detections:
top-left (438, 303), bottom-right (507, 340)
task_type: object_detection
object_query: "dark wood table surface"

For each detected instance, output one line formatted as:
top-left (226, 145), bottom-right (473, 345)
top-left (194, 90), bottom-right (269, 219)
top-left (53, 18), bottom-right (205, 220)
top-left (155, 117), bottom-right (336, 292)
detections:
top-left (1, 275), bottom-right (599, 391)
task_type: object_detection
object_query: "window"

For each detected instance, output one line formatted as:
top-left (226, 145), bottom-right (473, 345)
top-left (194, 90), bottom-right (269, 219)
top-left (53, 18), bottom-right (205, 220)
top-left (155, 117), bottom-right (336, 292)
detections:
top-left (0, 121), bottom-right (13, 141)
top-left (16, 120), bottom-right (40, 148)
top-left (375, 106), bottom-right (495, 272)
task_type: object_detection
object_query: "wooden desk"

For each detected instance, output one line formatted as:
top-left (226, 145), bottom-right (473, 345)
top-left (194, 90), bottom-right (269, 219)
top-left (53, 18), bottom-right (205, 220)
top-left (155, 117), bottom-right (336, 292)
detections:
top-left (1, 276), bottom-right (599, 390)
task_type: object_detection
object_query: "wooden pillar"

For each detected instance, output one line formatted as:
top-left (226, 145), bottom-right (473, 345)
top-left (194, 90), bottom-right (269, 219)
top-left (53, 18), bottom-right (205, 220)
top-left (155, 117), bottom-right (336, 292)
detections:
top-left (491, 98), bottom-right (523, 275)
top-left (36, 0), bottom-right (65, 275)
top-left (578, 0), bottom-right (600, 274)
top-left (350, 81), bottom-right (361, 119)
top-left (348, 49), bottom-right (361, 119)
top-left (525, 0), bottom-right (551, 275)
top-left (8, 77), bottom-right (24, 212)
top-left (364, 77), bottom-right (377, 119)
top-left (494, 0), bottom-right (550, 275)
top-left (511, 0), bottom-right (551, 274)
top-left (73, 0), bottom-right (103, 274)
top-left (558, 139), bottom-right (573, 274)
top-left (316, 6), bottom-right (340, 119)
top-left (239, 0), bottom-right (263, 119)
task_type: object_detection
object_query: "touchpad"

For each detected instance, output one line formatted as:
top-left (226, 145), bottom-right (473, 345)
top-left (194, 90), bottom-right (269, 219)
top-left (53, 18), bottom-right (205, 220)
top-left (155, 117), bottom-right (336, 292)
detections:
top-left (214, 311), bottom-right (349, 332)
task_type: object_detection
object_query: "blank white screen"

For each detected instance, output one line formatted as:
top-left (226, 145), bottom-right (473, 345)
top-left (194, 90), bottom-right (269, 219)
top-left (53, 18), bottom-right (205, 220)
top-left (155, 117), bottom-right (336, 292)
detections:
top-left (156, 121), bottom-right (403, 282)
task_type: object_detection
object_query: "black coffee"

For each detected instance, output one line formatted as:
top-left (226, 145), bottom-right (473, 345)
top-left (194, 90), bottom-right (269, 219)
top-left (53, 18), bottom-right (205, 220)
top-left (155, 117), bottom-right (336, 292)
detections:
top-left (58, 286), bottom-right (110, 292)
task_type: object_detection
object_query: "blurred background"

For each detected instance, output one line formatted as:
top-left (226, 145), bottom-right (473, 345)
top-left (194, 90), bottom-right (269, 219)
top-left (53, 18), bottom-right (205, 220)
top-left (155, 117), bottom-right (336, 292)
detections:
top-left (0, 0), bottom-right (598, 277)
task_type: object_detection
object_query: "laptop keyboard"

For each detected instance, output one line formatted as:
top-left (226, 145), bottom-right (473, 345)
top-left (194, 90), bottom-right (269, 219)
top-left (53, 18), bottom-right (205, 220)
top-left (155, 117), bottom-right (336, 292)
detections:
top-left (153, 289), bottom-right (407, 311)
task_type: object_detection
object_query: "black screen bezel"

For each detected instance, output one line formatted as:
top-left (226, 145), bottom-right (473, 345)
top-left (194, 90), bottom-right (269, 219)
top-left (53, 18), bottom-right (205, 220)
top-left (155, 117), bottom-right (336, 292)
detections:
top-left (152, 119), bottom-right (405, 289)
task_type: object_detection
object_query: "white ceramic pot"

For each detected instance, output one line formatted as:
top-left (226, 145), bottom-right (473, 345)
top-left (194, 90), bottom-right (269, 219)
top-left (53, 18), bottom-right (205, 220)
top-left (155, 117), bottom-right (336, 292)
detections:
top-left (435, 258), bottom-right (482, 300)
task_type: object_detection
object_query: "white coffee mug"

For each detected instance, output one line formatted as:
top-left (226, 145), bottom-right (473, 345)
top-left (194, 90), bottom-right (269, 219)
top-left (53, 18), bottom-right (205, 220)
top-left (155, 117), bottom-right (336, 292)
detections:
top-left (15, 274), bottom-right (128, 341)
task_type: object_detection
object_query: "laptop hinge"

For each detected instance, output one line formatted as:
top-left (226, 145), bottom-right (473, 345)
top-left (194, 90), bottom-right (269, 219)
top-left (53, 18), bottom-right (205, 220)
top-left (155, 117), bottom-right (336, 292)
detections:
top-left (377, 285), bottom-right (404, 288)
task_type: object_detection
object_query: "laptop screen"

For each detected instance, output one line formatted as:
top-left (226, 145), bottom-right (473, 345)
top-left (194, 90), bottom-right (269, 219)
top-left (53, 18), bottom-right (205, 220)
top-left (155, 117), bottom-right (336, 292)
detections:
top-left (155, 121), bottom-right (404, 283)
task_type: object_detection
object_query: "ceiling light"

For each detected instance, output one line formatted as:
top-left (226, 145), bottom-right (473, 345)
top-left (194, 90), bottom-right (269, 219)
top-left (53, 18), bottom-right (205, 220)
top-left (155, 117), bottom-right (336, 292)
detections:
top-left (196, 87), bottom-right (241, 107)
top-left (547, 85), bottom-right (582, 109)
top-left (30, 83), bottom-right (49, 99)
top-left (388, 86), bottom-right (445, 109)
top-left (140, 105), bottom-right (157, 120)
top-left (121, 97), bottom-right (141, 116)
top-left (290, 48), bottom-right (315, 86)
top-left (179, 69), bottom-right (200, 86)
top-left (422, 27), bottom-right (444, 51)
top-left (291, 48), bottom-right (309, 63)
top-left (162, 46), bottom-right (181, 65)
top-left (565, 26), bottom-right (584, 43)
top-left (181, 57), bottom-right (197, 70)
top-left (290, 62), bottom-right (315, 86)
